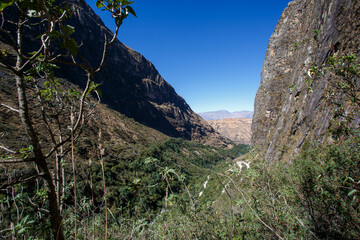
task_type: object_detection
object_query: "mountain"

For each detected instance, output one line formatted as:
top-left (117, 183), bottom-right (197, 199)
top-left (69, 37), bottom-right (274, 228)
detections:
top-left (251, 0), bottom-right (360, 161)
top-left (207, 118), bottom-right (252, 145)
top-left (2, 0), bottom-right (230, 148)
top-left (0, 67), bottom-right (168, 155)
top-left (198, 110), bottom-right (253, 120)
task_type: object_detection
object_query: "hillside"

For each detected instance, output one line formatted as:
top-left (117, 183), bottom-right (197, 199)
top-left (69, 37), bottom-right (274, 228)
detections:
top-left (207, 118), bottom-right (252, 145)
top-left (64, 0), bottom-right (230, 147)
top-left (1, 0), bottom-right (229, 148)
top-left (0, 62), bottom-right (249, 237)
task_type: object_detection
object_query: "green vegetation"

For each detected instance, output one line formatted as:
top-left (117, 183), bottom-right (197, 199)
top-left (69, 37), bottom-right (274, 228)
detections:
top-left (1, 0), bottom-right (359, 239)
top-left (1, 136), bottom-right (249, 239)
top-left (235, 135), bottom-right (360, 239)
top-left (0, 0), bottom-right (136, 238)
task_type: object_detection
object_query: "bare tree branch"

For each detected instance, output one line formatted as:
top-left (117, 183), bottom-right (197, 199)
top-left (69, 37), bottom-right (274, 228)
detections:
top-left (0, 145), bottom-right (17, 154)
top-left (93, 25), bottom-right (120, 74)
top-left (1, 103), bottom-right (19, 113)
top-left (0, 173), bottom-right (44, 189)
top-left (0, 158), bottom-right (35, 164)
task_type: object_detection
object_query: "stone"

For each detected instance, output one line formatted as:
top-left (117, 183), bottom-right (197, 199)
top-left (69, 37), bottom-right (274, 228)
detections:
top-left (251, 0), bottom-right (360, 161)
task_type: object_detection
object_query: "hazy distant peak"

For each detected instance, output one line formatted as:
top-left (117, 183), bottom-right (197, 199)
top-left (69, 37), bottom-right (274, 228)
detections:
top-left (198, 110), bottom-right (254, 120)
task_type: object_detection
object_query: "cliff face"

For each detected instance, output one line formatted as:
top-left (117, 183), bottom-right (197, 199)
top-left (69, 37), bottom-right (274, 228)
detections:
top-left (67, 0), bottom-right (231, 147)
top-left (251, 0), bottom-right (360, 161)
top-left (1, 0), bottom-right (229, 147)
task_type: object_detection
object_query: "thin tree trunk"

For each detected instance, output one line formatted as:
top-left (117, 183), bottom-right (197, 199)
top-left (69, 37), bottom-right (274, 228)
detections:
top-left (14, 16), bottom-right (65, 240)
top-left (15, 74), bottom-right (65, 240)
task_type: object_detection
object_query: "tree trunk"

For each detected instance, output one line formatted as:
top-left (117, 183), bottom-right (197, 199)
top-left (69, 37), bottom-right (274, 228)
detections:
top-left (14, 16), bottom-right (65, 239)
top-left (15, 75), bottom-right (65, 240)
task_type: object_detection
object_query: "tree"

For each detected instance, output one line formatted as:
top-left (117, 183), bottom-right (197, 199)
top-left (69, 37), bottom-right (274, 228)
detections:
top-left (0, 0), bottom-right (136, 238)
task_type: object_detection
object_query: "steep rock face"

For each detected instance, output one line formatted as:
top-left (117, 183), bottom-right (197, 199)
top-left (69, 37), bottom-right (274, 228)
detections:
top-left (68, 1), bottom-right (230, 147)
top-left (251, 0), bottom-right (360, 161)
top-left (207, 118), bottom-right (252, 145)
top-left (1, 0), bottom-right (229, 147)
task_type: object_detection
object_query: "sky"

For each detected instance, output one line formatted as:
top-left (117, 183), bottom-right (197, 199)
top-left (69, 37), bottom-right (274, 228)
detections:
top-left (85, 0), bottom-right (291, 112)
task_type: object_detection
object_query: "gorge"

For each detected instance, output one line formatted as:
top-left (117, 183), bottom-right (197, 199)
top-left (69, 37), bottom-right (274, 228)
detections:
top-left (0, 0), bottom-right (359, 239)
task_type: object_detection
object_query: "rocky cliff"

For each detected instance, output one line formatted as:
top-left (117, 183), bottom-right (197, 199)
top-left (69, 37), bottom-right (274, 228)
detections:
top-left (69, 0), bottom-right (231, 147)
top-left (251, 0), bottom-right (360, 161)
top-left (1, 0), bottom-right (229, 147)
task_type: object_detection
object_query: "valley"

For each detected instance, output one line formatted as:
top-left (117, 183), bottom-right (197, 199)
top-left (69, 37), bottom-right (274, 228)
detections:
top-left (0, 0), bottom-right (359, 239)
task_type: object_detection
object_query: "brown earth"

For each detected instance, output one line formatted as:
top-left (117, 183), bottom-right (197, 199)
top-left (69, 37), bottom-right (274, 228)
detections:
top-left (207, 118), bottom-right (252, 145)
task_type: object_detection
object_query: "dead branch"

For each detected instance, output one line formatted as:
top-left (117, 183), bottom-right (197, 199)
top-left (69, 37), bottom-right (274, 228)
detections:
top-left (0, 145), bottom-right (17, 154)
top-left (0, 158), bottom-right (35, 164)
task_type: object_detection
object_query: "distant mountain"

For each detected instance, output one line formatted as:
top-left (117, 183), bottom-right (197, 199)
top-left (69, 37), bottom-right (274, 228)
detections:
top-left (198, 110), bottom-right (253, 120)
top-left (207, 118), bottom-right (252, 145)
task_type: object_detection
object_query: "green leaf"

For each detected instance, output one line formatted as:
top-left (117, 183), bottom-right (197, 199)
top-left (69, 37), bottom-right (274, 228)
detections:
top-left (115, 16), bottom-right (124, 27)
top-left (348, 189), bottom-right (357, 197)
top-left (48, 30), bottom-right (62, 39)
top-left (125, 5), bottom-right (136, 17)
top-left (94, 88), bottom-right (102, 98)
top-left (0, 0), bottom-right (15, 11)
top-left (166, 168), bottom-right (176, 175)
top-left (61, 25), bottom-right (75, 36)
top-left (122, 0), bottom-right (134, 6)
top-left (64, 38), bottom-right (78, 57)
top-left (96, 0), bottom-right (103, 9)
top-left (144, 157), bottom-right (157, 164)
top-left (133, 178), bottom-right (141, 184)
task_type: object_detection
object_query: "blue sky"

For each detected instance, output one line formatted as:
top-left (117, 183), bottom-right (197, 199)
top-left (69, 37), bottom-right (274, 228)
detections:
top-left (86, 0), bottom-right (291, 112)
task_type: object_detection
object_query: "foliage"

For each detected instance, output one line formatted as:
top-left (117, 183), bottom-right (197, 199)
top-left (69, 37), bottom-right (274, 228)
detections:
top-left (89, 138), bottom-right (249, 219)
top-left (55, 139), bottom-right (249, 239)
top-left (0, 0), bottom-right (136, 238)
top-left (308, 52), bottom-right (360, 138)
top-left (227, 134), bottom-right (359, 239)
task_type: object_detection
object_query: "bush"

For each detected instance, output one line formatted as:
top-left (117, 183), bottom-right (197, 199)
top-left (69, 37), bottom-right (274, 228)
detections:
top-left (240, 134), bottom-right (360, 239)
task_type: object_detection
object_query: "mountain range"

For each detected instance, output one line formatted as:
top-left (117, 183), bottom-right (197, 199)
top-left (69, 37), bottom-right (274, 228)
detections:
top-left (198, 110), bottom-right (253, 121)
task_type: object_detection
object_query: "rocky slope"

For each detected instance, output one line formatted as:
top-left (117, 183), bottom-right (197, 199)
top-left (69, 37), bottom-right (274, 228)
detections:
top-left (0, 65), bottom-right (168, 159)
top-left (1, 0), bottom-right (230, 148)
top-left (251, 0), bottom-right (360, 161)
top-left (70, 0), bottom-right (231, 147)
top-left (207, 118), bottom-right (252, 145)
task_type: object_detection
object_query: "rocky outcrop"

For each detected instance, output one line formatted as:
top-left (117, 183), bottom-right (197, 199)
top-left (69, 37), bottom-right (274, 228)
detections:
top-left (251, 0), bottom-right (360, 161)
top-left (1, 0), bottom-right (230, 147)
top-left (207, 118), bottom-right (252, 145)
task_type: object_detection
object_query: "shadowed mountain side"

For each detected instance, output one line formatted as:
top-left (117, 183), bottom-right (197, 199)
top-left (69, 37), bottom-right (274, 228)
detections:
top-left (63, 0), bottom-right (230, 147)
top-left (0, 67), bottom-right (168, 159)
top-left (0, 0), bottom-right (230, 148)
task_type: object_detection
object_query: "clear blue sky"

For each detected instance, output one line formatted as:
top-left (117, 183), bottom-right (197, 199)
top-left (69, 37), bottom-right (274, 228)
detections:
top-left (86, 0), bottom-right (291, 112)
